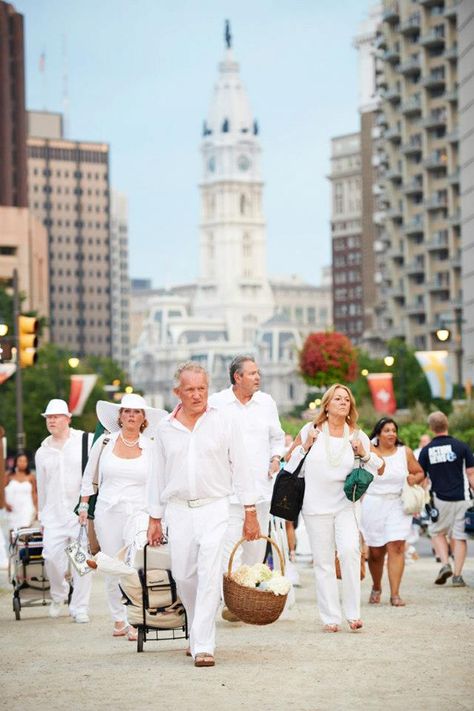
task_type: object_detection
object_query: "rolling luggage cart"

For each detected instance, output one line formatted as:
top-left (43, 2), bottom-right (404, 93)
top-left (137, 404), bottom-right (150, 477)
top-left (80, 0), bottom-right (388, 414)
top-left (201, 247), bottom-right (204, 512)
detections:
top-left (9, 527), bottom-right (49, 620)
top-left (121, 543), bottom-right (188, 653)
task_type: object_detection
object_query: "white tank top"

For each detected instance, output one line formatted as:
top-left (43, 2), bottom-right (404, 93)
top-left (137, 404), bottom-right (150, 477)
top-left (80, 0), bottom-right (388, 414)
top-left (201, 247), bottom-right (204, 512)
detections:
top-left (98, 451), bottom-right (148, 511)
top-left (367, 446), bottom-right (408, 496)
top-left (5, 479), bottom-right (35, 529)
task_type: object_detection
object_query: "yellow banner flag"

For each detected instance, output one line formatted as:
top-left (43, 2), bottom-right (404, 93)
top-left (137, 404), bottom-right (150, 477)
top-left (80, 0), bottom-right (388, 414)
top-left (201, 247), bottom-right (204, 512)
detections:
top-left (414, 350), bottom-right (452, 399)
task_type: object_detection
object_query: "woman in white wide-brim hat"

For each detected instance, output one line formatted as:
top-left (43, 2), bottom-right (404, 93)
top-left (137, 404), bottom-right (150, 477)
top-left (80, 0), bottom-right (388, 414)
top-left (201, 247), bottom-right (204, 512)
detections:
top-left (79, 394), bottom-right (166, 640)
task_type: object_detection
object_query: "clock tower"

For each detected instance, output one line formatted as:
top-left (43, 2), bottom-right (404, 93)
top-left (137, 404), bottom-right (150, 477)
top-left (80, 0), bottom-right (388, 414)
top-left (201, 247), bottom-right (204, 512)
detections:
top-left (195, 22), bottom-right (274, 345)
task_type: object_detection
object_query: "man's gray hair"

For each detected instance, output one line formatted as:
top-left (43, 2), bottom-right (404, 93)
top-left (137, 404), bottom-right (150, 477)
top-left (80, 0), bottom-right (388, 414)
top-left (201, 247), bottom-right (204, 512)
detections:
top-left (174, 361), bottom-right (209, 388)
top-left (229, 354), bottom-right (256, 385)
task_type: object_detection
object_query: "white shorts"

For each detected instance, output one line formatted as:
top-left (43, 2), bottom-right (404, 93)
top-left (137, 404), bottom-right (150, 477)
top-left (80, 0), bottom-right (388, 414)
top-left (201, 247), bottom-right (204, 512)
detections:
top-left (429, 495), bottom-right (471, 541)
top-left (361, 494), bottom-right (412, 547)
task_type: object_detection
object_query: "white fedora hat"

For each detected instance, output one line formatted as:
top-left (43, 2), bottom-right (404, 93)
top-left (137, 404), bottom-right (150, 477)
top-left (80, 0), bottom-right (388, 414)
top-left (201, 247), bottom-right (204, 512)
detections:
top-left (96, 393), bottom-right (167, 435)
top-left (42, 398), bottom-right (72, 417)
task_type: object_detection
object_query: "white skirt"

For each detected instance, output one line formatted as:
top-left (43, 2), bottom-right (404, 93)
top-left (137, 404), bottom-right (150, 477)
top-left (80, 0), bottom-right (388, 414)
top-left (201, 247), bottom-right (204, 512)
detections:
top-left (361, 494), bottom-right (412, 547)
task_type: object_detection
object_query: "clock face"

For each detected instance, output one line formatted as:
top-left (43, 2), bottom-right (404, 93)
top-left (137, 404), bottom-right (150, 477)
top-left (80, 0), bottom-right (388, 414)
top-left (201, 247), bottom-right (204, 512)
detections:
top-left (207, 157), bottom-right (216, 173)
top-left (237, 154), bottom-right (251, 171)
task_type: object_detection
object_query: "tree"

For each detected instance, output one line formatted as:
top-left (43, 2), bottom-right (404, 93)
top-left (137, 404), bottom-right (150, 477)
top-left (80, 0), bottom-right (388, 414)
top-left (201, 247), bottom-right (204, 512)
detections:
top-left (299, 332), bottom-right (358, 388)
top-left (387, 339), bottom-right (431, 408)
top-left (0, 342), bottom-right (127, 456)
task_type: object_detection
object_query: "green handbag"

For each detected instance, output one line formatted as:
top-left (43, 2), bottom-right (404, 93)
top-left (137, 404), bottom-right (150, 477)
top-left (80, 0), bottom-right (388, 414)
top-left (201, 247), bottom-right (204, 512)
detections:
top-left (344, 458), bottom-right (374, 502)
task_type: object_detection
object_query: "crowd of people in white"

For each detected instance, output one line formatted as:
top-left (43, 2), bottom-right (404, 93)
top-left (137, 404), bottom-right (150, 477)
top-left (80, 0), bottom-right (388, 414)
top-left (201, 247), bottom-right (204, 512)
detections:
top-left (2, 354), bottom-right (474, 667)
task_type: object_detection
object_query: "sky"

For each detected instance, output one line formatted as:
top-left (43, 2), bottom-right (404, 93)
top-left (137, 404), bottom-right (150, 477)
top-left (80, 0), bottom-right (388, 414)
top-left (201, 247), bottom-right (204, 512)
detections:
top-left (16, 0), bottom-right (371, 288)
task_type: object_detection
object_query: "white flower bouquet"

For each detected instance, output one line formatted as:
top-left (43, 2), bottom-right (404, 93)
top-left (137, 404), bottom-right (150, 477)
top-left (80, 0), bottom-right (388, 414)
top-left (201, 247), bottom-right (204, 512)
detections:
top-left (232, 563), bottom-right (291, 596)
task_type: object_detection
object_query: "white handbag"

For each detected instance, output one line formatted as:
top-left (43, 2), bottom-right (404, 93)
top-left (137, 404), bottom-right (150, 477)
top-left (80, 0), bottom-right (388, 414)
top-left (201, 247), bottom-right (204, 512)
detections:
top-left (401, 480), bottom-right (429, 515)
top-left (65, 525), bottom-right (93, 576)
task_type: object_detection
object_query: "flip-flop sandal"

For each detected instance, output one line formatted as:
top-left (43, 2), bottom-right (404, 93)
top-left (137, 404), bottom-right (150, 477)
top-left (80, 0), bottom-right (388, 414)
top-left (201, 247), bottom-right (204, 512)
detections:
top-left (390, 596), bottom-right (406, 607)
top-left (127, 627), bottom-right (138, 641)
top-left (185, 647), bottom-right (192, 657)
top-left (112, 623), bottom-right (129, 637)
top-left (194, 653), bottom-right (215, 667)
top-left (348, 619), bottom-right (363, 631)
top-left (369, 589), bottom-right (382, 604)
top-left (323, 624), bottom-right (340, 633)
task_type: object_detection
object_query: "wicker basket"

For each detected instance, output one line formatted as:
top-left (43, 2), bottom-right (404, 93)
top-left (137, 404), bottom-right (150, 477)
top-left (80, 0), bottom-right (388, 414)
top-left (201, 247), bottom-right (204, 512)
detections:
top-left (223, 536), bottom-right (288, 625)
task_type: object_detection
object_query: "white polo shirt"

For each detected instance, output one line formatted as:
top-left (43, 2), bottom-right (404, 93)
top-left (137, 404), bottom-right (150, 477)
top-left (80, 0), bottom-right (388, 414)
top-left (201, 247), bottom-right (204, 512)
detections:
top-left (208, 386), bottom-right (285, 503)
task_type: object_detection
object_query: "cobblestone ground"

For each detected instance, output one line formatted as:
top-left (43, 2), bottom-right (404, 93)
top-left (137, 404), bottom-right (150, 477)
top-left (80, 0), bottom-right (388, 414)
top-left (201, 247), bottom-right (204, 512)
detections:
top-left (2, 550), bottom-right (473, 711)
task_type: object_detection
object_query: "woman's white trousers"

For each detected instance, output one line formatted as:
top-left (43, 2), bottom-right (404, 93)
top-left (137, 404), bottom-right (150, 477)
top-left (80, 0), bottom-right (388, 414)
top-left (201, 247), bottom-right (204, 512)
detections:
top-left (304, 505), bottom-right (361, 625)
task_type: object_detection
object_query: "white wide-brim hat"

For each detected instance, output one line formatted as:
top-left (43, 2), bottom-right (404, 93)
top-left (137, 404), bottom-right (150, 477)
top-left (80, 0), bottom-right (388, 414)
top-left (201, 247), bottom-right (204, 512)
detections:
top-left (42, 398), bottom-right (72, 417)
top-left (96, 393), bottom-right (167, 435)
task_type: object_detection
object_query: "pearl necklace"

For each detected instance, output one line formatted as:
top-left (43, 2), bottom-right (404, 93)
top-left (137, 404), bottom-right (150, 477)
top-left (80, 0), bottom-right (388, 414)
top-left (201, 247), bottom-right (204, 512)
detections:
top-left (120, 432), bottom-right (140, 448)
top-left (322, 421), bottom-right (350, 467)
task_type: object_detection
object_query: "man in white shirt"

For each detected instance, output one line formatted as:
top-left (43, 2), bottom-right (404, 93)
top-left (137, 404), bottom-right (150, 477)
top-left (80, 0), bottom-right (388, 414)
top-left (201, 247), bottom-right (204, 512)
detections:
top-left (147, 362), bottom-right (260, 667)
top-left (209, 355), bottom-right (285, 577)
top-left (35, 399), bottom-right (92, 623)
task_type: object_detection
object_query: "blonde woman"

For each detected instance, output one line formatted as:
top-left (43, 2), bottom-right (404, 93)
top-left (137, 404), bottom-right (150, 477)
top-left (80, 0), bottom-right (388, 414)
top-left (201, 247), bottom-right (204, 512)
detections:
top-left (286, 384), bottom-right (384, 632)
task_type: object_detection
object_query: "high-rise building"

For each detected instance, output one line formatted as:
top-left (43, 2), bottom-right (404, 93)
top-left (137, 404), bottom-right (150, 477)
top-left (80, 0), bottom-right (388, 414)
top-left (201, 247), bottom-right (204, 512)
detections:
top-left (354, 4), bottom-right (388, 355)
top-left (110, 190), bottom-right (130, 372)
top-left (458, 0), bottom-right (474, 385)
top-left (377, 0), bottom-right (461, 356)
top-left (0, 1), bottom-right (27, 208)
top-left (0, 2), bottom-right (48, 325)
top-left (27, 111), bottom-right (112, 358)
top-left (328, 133), bottom-right (364, 343)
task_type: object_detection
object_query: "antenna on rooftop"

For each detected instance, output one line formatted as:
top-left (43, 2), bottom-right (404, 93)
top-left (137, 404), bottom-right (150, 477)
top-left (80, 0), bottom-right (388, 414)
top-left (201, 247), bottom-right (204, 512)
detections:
top-left (62, 35), bottom-right (69, 138)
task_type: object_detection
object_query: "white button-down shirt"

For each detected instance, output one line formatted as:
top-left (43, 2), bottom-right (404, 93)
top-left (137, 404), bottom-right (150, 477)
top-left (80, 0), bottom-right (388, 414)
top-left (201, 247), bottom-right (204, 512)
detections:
top-left (147, 405), bottom-right (256, 519)
top-left (208, 386), bottom-right (285, 503)
top-left (35, 428), bottom-right (92, 526)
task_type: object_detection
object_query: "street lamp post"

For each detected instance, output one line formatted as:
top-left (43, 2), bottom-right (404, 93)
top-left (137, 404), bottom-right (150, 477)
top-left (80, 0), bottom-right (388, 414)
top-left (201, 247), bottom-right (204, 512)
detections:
top-left (435, 306), bottom-right (464, 395)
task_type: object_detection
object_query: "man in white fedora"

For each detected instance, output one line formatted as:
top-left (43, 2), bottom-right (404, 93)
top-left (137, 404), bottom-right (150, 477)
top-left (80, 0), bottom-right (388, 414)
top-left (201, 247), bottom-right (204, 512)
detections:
top-left (79, 392), bottom-right (166, 638)
top-left (209, 355), bottom-right (284, 620)
top-left (35, 398), bottom-right (93, 622)
top-left (147, 362), bottom-right (260, 667)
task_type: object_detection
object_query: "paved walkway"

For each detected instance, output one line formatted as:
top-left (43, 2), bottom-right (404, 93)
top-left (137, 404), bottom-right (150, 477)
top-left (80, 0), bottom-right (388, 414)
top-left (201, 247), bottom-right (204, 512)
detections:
top-left (2, 551), bottom-right (473, 711)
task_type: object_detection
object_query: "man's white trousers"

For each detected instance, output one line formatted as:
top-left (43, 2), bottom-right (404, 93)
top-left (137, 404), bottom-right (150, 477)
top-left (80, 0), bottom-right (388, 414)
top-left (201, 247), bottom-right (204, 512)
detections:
top-left (304, 505), bottom-right (361, 625)
top-left (166, 498), bottom-right (229, 658)
top-left (42, 518), bottom-right (92, 615)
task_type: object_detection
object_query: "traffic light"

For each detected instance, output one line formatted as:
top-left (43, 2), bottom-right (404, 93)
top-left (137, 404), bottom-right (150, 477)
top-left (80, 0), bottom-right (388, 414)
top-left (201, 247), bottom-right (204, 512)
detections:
top-left (18, 315), bottom-right (38, 367)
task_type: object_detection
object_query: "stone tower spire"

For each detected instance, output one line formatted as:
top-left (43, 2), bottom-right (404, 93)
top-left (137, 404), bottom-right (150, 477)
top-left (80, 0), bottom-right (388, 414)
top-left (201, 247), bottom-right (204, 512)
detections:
top-left (195, 23), bottom-right (274, 345)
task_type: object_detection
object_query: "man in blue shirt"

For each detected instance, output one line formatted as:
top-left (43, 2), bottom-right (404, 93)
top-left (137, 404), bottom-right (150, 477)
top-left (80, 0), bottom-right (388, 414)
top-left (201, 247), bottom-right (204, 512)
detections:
top-left (419, 411), bottom-right (474, 587)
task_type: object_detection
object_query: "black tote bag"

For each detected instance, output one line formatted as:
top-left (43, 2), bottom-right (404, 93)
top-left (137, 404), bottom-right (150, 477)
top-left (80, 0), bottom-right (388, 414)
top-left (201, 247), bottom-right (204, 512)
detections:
top-left (270, 449), bottom-right (309, 522)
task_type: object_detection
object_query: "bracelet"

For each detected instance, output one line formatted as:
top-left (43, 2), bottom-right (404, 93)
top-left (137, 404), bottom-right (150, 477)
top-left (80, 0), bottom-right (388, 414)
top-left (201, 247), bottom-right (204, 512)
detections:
top-left (78, 502), bottom-right (89, 513)
top-left (245, 506), bottom-right (257, 512)
top-left (361, 453), bottom-right (371, 463)
top-left (270, 455), bottom-right (280, 462)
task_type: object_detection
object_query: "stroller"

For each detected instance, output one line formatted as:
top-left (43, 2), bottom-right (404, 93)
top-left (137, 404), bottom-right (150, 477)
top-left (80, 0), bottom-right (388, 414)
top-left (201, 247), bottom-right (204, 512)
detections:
top-left (119, 542), bottom-right (188, 653)
top-left (8, 527), bottom-right (53, 620)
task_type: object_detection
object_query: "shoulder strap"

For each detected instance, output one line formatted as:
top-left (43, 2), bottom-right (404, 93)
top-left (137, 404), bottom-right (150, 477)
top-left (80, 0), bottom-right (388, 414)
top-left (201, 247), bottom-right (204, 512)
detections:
top-left (92, 436), bottom-right (110, 493)
top-left (81, 432), bottom-right (89, 476)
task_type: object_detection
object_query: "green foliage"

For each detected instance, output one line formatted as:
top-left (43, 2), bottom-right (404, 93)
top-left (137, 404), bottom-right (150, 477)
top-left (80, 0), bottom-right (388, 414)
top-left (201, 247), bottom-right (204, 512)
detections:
top-left (280, 417), bottom-right (306, 439)
top-left (299, 332), bottom-right (358, 387)
top-left (387, 339), bottom-right (431, 408)
top-left (0, 342), bottom-right (127, 456)
top-left (448, 403), bottom-right (474, 448)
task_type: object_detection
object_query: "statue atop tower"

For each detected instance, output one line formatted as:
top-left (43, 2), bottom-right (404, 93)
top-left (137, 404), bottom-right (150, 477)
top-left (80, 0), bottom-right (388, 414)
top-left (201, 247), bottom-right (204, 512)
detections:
top-left (225, 19), bottom-right (232, 49)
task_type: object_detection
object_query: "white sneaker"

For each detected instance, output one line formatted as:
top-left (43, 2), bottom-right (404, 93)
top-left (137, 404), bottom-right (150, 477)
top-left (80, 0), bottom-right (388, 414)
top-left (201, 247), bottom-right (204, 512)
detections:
top-left (49, 601), bottom-right (63, 618)
top-left (74, 612), bottom-right (90, 624)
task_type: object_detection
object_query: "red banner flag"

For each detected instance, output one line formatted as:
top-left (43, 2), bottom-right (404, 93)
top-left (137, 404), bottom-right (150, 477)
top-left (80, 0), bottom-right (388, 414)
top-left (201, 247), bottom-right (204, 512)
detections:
top-left (68, 374), bottom-right (98, 415)
top-left (367, 373), bottom-right (397, 414)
